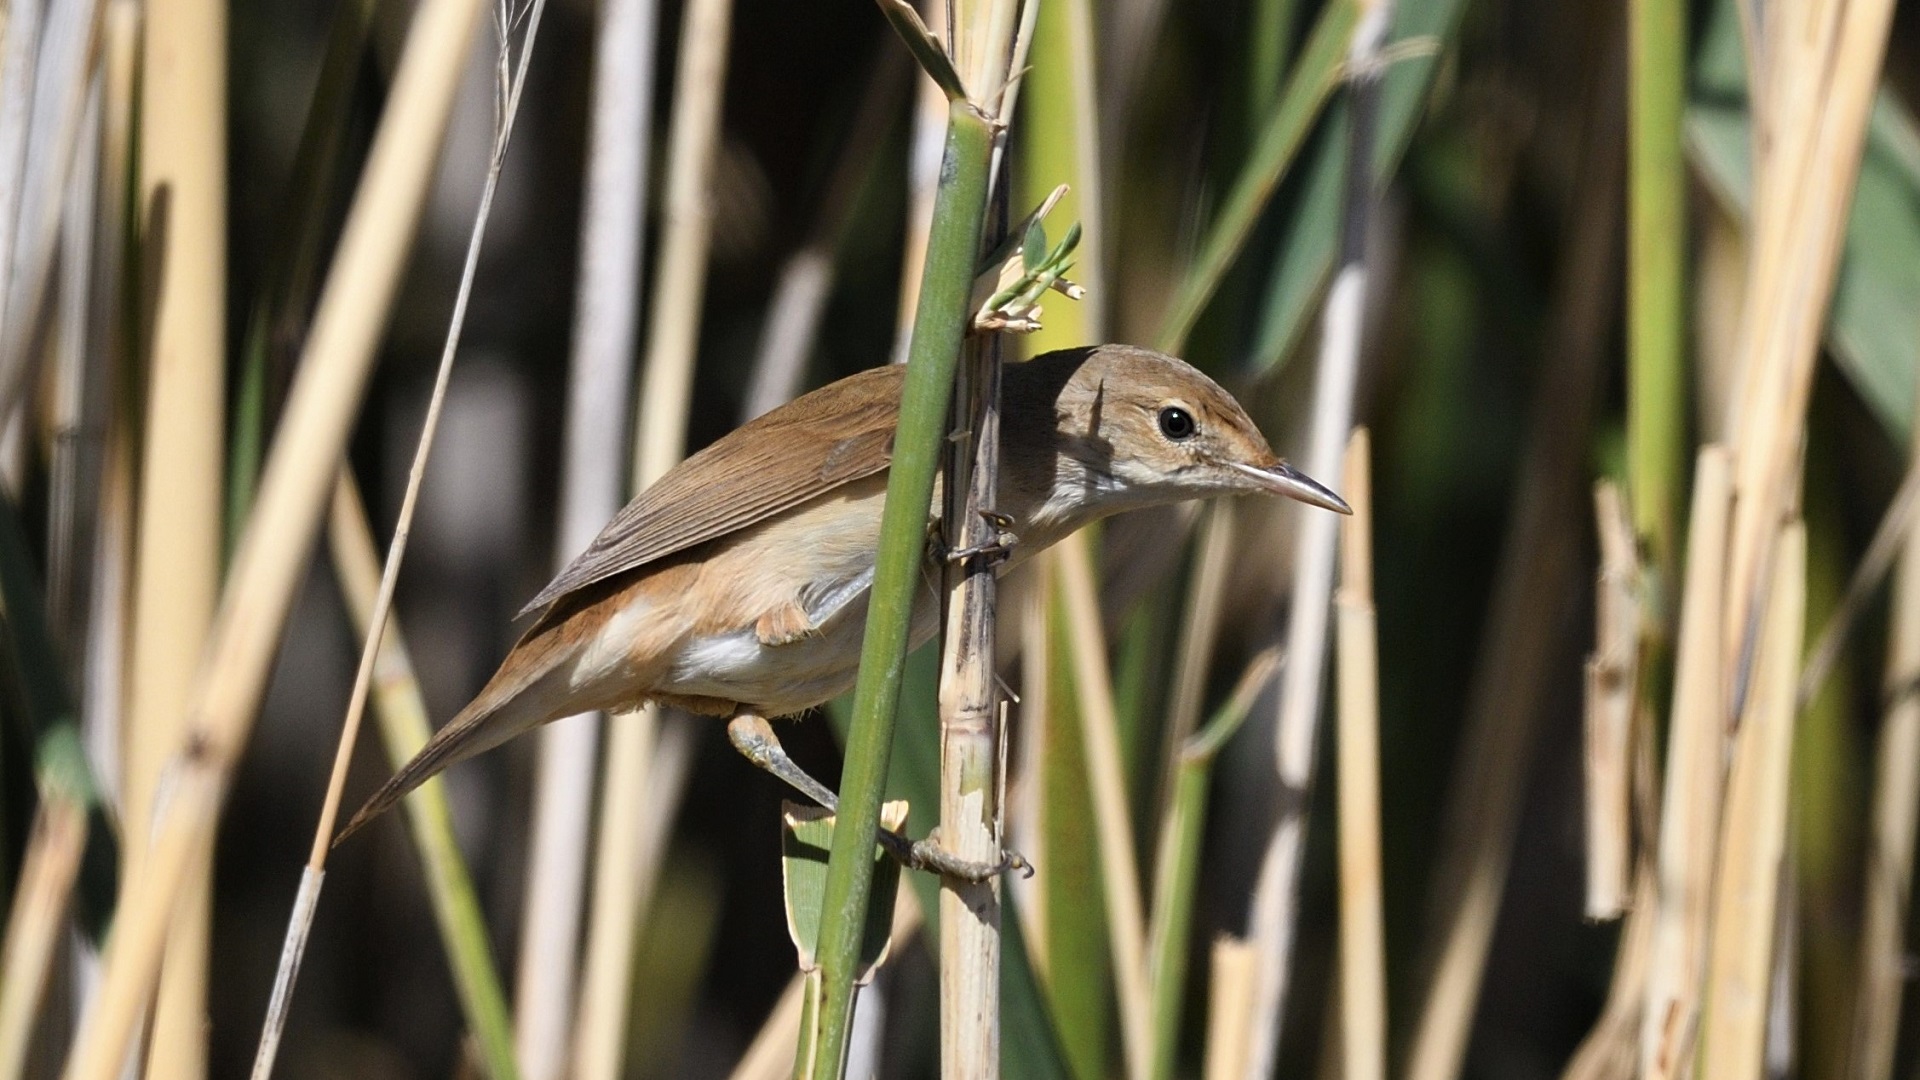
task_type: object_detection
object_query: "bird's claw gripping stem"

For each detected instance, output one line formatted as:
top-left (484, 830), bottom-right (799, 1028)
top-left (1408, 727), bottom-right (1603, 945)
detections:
top-left (901, 830), bottom-right (1032, 882)
top-left (728, 713), bottom-right (1031, 883)
top-left (930, 509), bottom-right (1019, 568)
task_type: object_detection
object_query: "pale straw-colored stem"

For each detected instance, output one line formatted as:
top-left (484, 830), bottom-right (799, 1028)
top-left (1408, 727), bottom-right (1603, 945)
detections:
top-left (1718, 0), bottom-right (1893, 715)
top-left (1203, 937), bottom-right (1259, 1080)
top-left (1562, 873), bottom-right (1657, 1080)
top-left (0, 0), bottom-right (102, 421)
top-left (1057, 532), bottom-right (1151, 1079)
top-left (542, 0), bottom-right (660, 1075)
top-left (1700, 523), bottom-right (1805, 1079)
top-left (1846, 401), bottom-right (1920, 1080)
top-left (0, 0), bottom-right (40, 395)
top-left (1584, 483), bottom-right (1640, 920)
top-left (1242, 5), bottom-right (1390, 1075)
top-left (1159, 501), bottom-right (1236, 812)
top-left (58, 0), bottom-right (486, 1072)
top-left (937, 329), bottom-right (1006, 1080)
top-left (892, 0), bottom-right (947, 366)
top-left (1334, 429), bottom-right (1384, 1080)
top-left (0, 794), bottom-right (86, 1080)
top-left (1640, 447), bottom-right (1732, 1080)
top-left (125, 0), bottom-right (227, 1071)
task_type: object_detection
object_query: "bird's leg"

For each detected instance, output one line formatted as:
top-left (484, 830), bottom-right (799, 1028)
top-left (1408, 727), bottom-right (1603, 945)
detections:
top-left (927, 509), bottom-right (1019, 567)
top-left (726, 712), bottom-right (1028, 882)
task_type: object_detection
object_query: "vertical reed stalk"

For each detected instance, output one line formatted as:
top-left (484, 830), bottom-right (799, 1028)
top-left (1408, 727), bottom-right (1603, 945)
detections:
top-left (80, 0), bottom-right (138, 827)
top-left (1057, 534), bottom-right (1152, 1079)
top-left (0, 0), bottom-right (39, 379)
top-left (1718, 0), bottom-right (1894, 710)
top-left (1017, 3), bottom-right (1111, 1069)
top-left (936, 287), bottom-right (1007, 1080)
top-left (1144, 652), bottom-right (1278, 1080)
top-left (1626, 0), bottom-right (1686, 579)
top-left (806, 80), bottom-right (994, 1080)
top-left (59, 0), bottom-right (486, 1071)
top-left (1584, 483), bottom-right (1640, 919)
top-left (893, 0), bottom-right (949, 366)
top-left (1640, 447), bottom-right (1733, 1080)
top-left (1334, 429), bottom-right (1384, 1080)
top-left (0, 0), bottom-right (103, 424)
top-left (1242, 4), bottom-right (1389, 1074)
top-left (126, 0), bottom-right (227, 1069)
top-left (548, 0), bottom-right (661, 1074)
top-left (1845, 407), bottom-right (1920, 1079)
top-left (1701, 522), bottom-right (1805, 1078)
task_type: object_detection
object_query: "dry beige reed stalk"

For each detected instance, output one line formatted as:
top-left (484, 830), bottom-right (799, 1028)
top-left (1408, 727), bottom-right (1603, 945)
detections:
top-left (933, 6), bottom-right (1033, 1068)
top-left (1718, 0), bottom-right (1894, 708)
top-left (1058, 530), bottom-right (1153, 1078)
top-left (1161, 501), bottom-right (1237, 808)
top-left (1846, 407), bottom-right (1920, 1079)
top-left (1700, 522), bottom-right (1805, 1079)
top-left (1562, 873), bottom-right (1656, 1080)
top-left (0, 792), bottom-right (86, 1080)
top-left (58, 0), bottom-right (486, 1073)
top-left (552, 0), bottom-right (662, 1073)
top-left (1204, 936), bottom-right (1259, 1080)
top-left (1640, 446), bottom-right (1732, 1080)
top-left (1585, 482), bottom-right (1641, 920)
top-left (1334, 428), bottom-right (1385, 1080)
top-left (124, 0), bottom-right (229, 1070)
top-left (560, 0), bottom-right (722, 1072)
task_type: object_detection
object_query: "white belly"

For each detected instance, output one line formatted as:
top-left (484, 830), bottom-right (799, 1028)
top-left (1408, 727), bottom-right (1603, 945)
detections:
top-left (660, 578), bottom-right (942, 716)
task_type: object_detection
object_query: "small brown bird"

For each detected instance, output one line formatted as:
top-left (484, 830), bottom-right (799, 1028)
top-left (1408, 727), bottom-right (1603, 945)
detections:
top-left (338, 344), bottom-right (1348, 870)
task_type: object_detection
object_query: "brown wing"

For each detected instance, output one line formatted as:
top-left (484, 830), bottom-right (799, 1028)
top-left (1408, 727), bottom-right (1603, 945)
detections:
top-left (515, 364), bottom-right (906, 620)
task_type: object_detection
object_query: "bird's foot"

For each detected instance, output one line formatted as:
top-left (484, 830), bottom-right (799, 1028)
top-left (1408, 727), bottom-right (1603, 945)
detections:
top-left (930, 509), bottom-right (1019, 568)
top-left (728, 712), bottom-right (1030, 882)
top-left (888, 828), bottom-right (1032, 883)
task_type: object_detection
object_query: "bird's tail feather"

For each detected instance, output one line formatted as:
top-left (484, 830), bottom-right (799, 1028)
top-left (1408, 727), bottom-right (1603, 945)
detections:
top-left (334, 657), bottom-right (576, 845)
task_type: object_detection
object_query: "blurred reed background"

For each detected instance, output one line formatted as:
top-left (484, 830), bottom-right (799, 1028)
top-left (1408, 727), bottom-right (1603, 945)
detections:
top-left (0, 0), bottom-right (1919, 1075)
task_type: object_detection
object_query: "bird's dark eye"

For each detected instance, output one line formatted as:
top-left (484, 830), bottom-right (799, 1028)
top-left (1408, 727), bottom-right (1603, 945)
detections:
top-left (1158, 406), bottom-right (1197, 441)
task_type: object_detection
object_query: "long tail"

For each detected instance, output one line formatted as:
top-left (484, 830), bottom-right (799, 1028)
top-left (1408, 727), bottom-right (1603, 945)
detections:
top-left (334, 644), bottom-right (577, 845)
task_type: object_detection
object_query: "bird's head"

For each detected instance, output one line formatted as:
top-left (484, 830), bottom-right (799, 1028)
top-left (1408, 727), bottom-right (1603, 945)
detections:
top-left (1009, 344), bottom-right (1351, 522)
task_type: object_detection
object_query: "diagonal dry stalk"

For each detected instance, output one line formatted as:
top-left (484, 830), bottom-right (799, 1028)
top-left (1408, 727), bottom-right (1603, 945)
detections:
top-left (1847, 380), bottom-right (1920, 1080)
top-left (58, 0), bottom-right (488, 1072)
top-left (247, 3), bottom-right (549, 1077)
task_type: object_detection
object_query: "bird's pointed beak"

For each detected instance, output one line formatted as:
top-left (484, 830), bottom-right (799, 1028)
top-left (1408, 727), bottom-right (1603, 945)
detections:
top-left (1229, 460), bottom-right (1353, 514)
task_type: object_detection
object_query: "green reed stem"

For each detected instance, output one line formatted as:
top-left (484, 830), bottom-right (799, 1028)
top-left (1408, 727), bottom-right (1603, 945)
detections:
top-left (806, 100), bottom-right (994, 1077)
